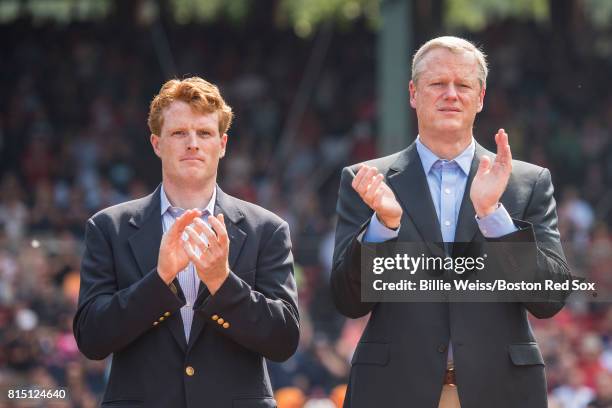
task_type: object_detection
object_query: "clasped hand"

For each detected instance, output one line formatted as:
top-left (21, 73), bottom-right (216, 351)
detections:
top-left (157, 210), bottom-right (229, 295)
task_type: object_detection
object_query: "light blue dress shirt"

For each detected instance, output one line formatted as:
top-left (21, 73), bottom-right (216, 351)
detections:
top-left (364, 136), bottom-right (517, 242)
top-left (160, 185), bottom-right (216, 342)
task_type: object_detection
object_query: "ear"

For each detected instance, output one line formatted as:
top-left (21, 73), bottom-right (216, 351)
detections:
top-left (150, 134), bottom-right (162, 158)
top-left (477, 85), bottom-right (486, 113)
top-left (409, 80), bottom-right (417, 109)
top-left (219, 133), bottom-right (228, 158)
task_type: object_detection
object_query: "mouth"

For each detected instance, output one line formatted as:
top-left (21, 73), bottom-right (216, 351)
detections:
top-left (180, 158), bottom-right (204, 162)
top-left (438, 107), bottom-right (461, 113)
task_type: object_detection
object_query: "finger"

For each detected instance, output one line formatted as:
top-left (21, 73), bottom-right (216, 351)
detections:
top-left (182, 239), bottom-right (200, 264)
top-left (372, 185), bottom-right (386, 210)
top-left (210, 214), bottom-right (230, 248)
top-left (189, 217), bottom-right (208, 245)
top-left (172, 209), bottom-right (202, 236)
top-left (191, 218), bottom-right (211, 244)
top-left (363, 174), bottom-right (384, 204)
top-left (352, 165), bottom-right (370, 192)
top-left (494, 130), bottom-right (502, 160)
top-left (198, 219), bottom-right (217, 245)
top-left (498, 142), bottom-right (512, 167)
top-left (493, 129), bottom-right (501, 157)
top-left (208, 214), bottom-right (225, 235)
top-left (477, 155), bottom-right (491, 177)
top-left (185, 225), bottom-right (209, 251)
top-left (351, 165), bottom-right (368, 190)
top-left (184, 225), bottom-right (209, 260)
top-left (198, 217), bottom-right (222, 256)
top-left (504, 142), bottom-right (512, 165)
top-left (183, 240), bottom-right (207, 272)
top-left (494, 129), bottom-right (502, 146)
top-left (495, 129), bottom-right (512, 166)
top-left (495, 129), bottom-right (508, 147)
top-left (502, 129), bottom-right (511, 159)
top-left (174, 211), bottom-right (201, 245)
top-left (355, 167), bottom-right (379, 195)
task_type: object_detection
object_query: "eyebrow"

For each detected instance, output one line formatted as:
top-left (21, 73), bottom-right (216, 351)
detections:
top-left (427, 76), bottom-right (476, 83)
top-left (167, 125), bottom-right (216, 133)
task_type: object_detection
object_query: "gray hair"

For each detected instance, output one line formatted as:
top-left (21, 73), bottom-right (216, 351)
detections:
top-left (412, 36), bottom-right (488, 88)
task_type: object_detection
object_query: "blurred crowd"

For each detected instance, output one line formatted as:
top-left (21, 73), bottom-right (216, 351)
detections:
top-left (0, 13), bottom-right (611, 408)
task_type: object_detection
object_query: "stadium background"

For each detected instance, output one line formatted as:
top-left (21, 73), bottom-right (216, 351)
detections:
top-left (0, 0), bottom-right (611, 406)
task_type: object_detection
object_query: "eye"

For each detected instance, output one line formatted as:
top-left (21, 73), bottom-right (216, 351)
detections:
top-left (197, 130), bottom-right (213, 138)
top-left (172, 130), bottom-right (186, 137)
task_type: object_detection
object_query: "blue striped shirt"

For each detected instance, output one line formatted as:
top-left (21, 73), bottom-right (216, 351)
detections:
top-left (160, 185), bottom-right (216, 341)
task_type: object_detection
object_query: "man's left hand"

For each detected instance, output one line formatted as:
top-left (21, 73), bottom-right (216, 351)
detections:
top-left (183, 214), bottom-right (230, 295)
top-left (470, 128), bottom-right (512, 218)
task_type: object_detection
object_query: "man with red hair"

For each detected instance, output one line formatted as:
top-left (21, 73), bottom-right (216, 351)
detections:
top-left (74, 77), bottom-right (299, 408)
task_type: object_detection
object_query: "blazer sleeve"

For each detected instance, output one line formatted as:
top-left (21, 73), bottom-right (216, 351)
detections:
top-left (329, 166), bottom-right (381, 319)
top-left (73, 217), bottom-right (185, 360)
top-left (194, 220), bottom-right (299, 362)
top-left (488, 167), bottom-right (572, 318)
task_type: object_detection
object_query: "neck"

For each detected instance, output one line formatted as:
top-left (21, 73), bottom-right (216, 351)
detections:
top-left (162, 178), bottom-right (215, 210)
top-left (418, 130), bottom-right (473, 160)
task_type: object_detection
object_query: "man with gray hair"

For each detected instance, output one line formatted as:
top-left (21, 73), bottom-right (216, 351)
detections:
top-left (331, 36), bottom-right (570, 407)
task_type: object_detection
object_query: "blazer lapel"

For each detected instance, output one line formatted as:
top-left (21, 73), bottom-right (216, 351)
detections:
top-left (188, 186), bottom-right (247, 351)
top-left (215, 187), bottom-right (247, 272)
top-left (128, 186), bottom-right (163, 279)
top-left (127, 185), bottom-right (188, 352)
top-left (387, 143), bottom-right (445, 257)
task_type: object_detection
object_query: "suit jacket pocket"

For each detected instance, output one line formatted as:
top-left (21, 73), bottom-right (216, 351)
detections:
top-left (101, 400), bottom-right (143, 408)
top-left (508, 343), bottom-right (545, 366)
top-left (351, 342), bottom-right (390, 366)
top-left (233, 397), bottom-right (276, 407)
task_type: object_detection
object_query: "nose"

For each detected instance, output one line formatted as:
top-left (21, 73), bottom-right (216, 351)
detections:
top-left (186, 132), bottom-right (199, 151)
top-left (443, 83), bottom-right (458, 100)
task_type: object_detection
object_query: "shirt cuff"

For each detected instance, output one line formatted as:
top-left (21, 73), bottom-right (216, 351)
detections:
top-left (364, 213), bottom-right (400, 243)
top-left (475, 203), bottom-right (518, 238)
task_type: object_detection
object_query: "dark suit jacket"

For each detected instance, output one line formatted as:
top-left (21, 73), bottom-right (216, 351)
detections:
top-left (74, 185), bottom-right (299, 408)
top-left (331, 142), bottom-right (571, 408)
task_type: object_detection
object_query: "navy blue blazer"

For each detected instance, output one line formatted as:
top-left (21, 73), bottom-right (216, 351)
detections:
top-left (74, 186), bottom-right (299, 408)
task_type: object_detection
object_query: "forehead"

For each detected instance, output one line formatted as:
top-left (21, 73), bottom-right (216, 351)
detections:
top-left (417, 48), bottom-right (480, 81)
top-left (161, 100), bottom-right (219, 130)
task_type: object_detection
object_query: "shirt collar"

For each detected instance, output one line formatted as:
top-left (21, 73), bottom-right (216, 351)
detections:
top-left (415, 135), bottom-right (475, 176)
top-left (160, 184), bottom-right (217, 217)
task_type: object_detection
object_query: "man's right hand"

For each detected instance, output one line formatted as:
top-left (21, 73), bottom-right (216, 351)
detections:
top-left (157, 209), bottom-right (202, 285)
top-left (351, 165), bottom-right (403, 229)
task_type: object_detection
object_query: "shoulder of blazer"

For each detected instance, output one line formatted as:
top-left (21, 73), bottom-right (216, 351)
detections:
top-left (475, 141), bottom-right (547, 181)
top-left (346, 142), bottom-right (416, 176)
top-left (476, 144), bottom-right (551, 212)
top-left (509, 158), bottom-right (548, 180)
top-left (88, 185), bottom-right (161, 231)
top-left (215, 187), bottom-right (288, 230)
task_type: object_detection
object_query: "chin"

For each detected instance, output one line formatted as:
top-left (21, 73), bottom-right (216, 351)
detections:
top-left (171, 170), bottom-right (205, 184)
top-left (186, 170), bottom-right (208, 179)
top-left (433, 122), bottom-right (463, 133)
